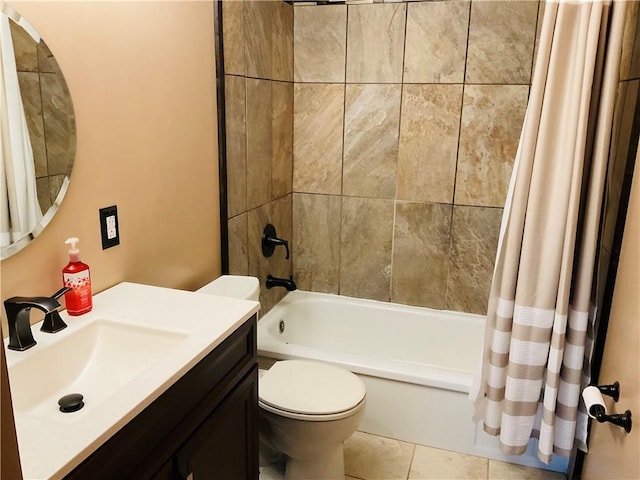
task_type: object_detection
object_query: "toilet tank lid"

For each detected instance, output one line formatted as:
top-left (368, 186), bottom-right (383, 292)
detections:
top-left (196, 275), bottom-right (259, 301)
top-left (259, 360), bottom-right (366, 416)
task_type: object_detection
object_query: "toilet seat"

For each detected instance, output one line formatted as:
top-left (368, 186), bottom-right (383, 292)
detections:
top-left (259, 360), bottom-right (366, 421)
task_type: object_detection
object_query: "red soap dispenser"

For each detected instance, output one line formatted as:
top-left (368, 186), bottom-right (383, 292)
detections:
top-left (62, 237), bottom-right (92, 315)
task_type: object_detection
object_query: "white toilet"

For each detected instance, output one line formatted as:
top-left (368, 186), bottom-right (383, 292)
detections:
top-left (196, 274), bottom-right (261, 300)
top-left (259, 359), bottom-right (366, 479)
top-left (197, 275), bottom-right (367, 480)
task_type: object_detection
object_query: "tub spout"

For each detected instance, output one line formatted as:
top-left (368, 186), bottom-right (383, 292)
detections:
top-left (266, 275), bottom-right (297, 291)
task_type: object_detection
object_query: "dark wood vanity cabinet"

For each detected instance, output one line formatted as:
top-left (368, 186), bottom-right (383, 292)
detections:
top-left (65, 315), bottom-right (259, 480)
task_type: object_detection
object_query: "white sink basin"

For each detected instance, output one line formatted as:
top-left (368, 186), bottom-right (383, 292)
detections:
top-left (9, 319), bottom-right (188, 418)
top-left (4, 282), bottom-right (260, 480)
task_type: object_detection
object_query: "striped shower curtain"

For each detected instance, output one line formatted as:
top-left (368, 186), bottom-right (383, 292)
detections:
top-left (471, 0), bottom-right (627, 464)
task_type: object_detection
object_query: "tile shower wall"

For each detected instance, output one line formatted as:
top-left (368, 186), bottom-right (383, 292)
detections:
top-left (10, 21), bottom-right (76, 214)
top-left (291, 1), bottom-right (538, 314)
top-left (224, 0), bottom-right (640, 316)
top-left (223, 0), bottom-right (294, 313)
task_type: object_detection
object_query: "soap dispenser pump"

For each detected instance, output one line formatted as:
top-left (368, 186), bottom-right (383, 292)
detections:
top-left (62, 237), bottom-right (92, 315)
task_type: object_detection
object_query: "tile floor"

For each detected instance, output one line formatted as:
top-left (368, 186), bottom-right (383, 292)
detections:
top-left (260, 430), bottom-right (567, 480)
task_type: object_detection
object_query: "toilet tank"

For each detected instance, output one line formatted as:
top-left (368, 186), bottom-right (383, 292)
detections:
top-left (196, 275), bottom-right (260, 302)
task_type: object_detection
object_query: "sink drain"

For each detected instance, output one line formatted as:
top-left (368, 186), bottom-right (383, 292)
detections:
top-left (58, 393), bottom-right (84, 413)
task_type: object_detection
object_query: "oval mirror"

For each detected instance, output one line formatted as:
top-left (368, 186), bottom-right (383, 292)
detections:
top-left (1, 2), bottom-right (76, 259)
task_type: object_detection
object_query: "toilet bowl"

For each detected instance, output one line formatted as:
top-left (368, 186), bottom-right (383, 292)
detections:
top-left (196, 275), bottom-right (366, 479)
top-left (259, 359), bottom-right (366, 480)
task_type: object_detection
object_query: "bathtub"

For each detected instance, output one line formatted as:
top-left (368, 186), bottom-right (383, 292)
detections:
top-left (257, 290), bottom-right (568, 473)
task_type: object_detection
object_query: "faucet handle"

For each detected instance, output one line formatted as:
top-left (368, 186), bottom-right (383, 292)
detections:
top-left (41, 311), bottom-right (67, 334)
top-left (262, 224), bottom-right (291, 260)
top-left (52, 286), bottom-right (71, 301)
top-left (281, 239), bottom-right (290, 260)
top-left (41, 287), bottom-right (72, 333)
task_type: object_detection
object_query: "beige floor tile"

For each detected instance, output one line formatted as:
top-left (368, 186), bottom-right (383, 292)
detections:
top-left (409, 445), bottom-right (488, 479)
top-left (488, 460), bottom-right (566, 480)
top-left (345, 431), bottom-right (415, 480)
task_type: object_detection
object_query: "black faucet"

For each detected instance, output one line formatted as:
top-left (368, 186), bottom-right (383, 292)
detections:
top-left (262, 224), bottom-right (290, 260)
top-left (266, 275), bottom-right (297, 291)
top-left (4, 287), bottom-right (71, 351)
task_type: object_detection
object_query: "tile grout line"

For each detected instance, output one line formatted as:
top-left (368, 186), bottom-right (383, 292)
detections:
top-left (338, 4), bottom-right (348, 297)
top-left (405, 441), bottom-right (416, 480)
top-left (389, 1), bottom-right (410, 304)
top-left (445, 0), bottom-right (473, 310)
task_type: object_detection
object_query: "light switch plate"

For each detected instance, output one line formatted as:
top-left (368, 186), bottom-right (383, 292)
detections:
top-left (99, 205), bottom-right (120, 249)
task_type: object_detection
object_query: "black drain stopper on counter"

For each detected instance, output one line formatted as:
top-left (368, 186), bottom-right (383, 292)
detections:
top-left (58, 393), bottom-right (84, 413)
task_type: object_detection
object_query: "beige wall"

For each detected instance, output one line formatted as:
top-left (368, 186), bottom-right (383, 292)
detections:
top-left (583, 143), bottom-right (639, 480)
top-left (1, 1), bottom-right (221, 335)
top-left (1, 2), bottom-right (220, 475)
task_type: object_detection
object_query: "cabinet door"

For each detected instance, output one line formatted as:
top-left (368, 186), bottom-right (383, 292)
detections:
top-left (175, 368), bottom-right (258, 480)
top-left (150, 459), bottom-right (174, 480)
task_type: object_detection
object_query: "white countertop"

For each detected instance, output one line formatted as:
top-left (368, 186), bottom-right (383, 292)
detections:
top-left (4, 282), bottom-right (260, 480)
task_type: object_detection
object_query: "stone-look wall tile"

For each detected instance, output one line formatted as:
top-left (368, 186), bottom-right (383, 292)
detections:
top-left (391, 202), bottom-right (452, 309)
top-left (225, 75), bottom-right (247, 218)
top-left (245, 0), bottom-right (273, 79)
top-left (40, 72), bottom-right (76, 176)
top-left (346, 3), bottom-right (406, 83)
top-left (17, 71), bottom-right (46, 177)
top-left (248, 195), bottom-right (293, 313)
top-left (246, 78), bottom-right (273, 209)
top-left (603, 80), bottom-right (639, 252)
top-left (293, 83), bottom-right (344, 194)
top-left (404, 1), bottom-right (469, 83)
top-left (340, 197), bottom-right (394, 301)
top-left (466, 1), bottom-right (538, 84)
top-left (294, 5), bottom-right (347, 82)
top-left (446, 206), bottom-right (502, 315)
top-left (228, 213), bottom-right (249, 275)
top-left (37, 41), bottom-right (56, 74)
top-left (620, 1), bottom-right (640, 81)
top-left (272, 1), bottom-right (293, 82)
top-left (14, 30), bottom-right (74, 217)
top-left (9, 21), bottom-right (38, 72)
top-left (531, 1), bottom-right (545, 80)
top-left (397, 84), bottom-right (463, 204)
top-left (293, 193), bottom-right (341, 293)
top-left (455, 85), bottom-right (528, 207)
top-left (343, 84), bottom-right (401, 198)
top-left (272, 81), bottom-right (294, 199)
top-left (222, 0), bottom-right (245, 76)
top-left (36, 177), bottom-right (51, 214)
top-left (630, 10), bottom-right (640, 80)
top-left (49, 175), bottom-right (65, 203)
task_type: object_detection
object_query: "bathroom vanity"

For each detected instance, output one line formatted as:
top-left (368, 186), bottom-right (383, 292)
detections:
top-left (65, 316), bottom-right (258, 480)
top-left (4, 283), bottom-right (260, 480)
